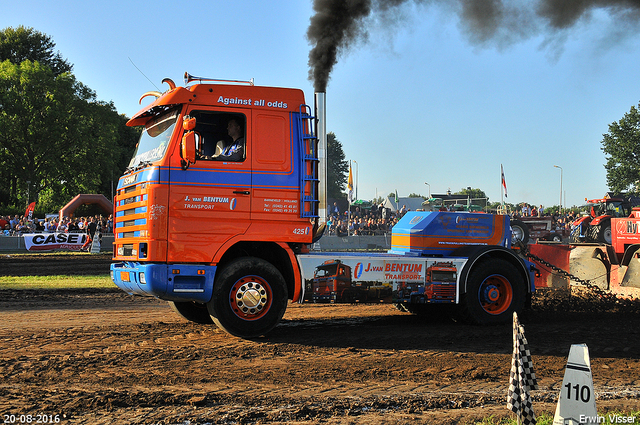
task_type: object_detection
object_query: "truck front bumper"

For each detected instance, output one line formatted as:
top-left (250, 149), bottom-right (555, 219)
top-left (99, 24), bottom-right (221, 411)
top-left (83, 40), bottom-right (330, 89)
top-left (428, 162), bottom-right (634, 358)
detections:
top-left (110, 261), bottom-right (216, 303)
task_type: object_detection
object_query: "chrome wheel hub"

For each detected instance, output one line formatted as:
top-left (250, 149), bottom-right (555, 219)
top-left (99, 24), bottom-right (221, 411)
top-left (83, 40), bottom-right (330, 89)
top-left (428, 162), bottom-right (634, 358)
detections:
top-left (234, 281), bottom-right (268, 315)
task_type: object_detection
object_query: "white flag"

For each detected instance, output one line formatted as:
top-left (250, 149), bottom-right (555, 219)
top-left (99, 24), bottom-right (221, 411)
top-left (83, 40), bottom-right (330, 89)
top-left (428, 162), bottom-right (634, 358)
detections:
top-left (501, 164), bottom-right (508, 198)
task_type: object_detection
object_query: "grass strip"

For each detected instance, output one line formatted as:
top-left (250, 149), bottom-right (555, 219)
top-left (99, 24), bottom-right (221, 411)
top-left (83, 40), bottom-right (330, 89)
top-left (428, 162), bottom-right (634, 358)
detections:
top-left (0, 275), bottom-right (114, 290)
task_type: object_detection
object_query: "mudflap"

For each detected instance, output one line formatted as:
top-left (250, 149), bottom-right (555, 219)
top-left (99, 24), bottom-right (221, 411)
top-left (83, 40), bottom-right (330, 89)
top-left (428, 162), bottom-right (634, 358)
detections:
top-left (568, 245), bottom-right (610, 291)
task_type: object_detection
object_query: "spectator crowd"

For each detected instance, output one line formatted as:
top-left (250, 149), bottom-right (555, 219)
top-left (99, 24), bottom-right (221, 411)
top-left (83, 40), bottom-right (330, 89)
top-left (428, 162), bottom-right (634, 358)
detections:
top-left (0, 214), bottom-right (113, 237)
top-left (325, 201), bottom-right (582, 237)
top-left (0, 202), bottom-right (580, 240)
top-left (326, 202), bottom-right (405, 237)
top-left (509, 203), bottom-right (578, 232)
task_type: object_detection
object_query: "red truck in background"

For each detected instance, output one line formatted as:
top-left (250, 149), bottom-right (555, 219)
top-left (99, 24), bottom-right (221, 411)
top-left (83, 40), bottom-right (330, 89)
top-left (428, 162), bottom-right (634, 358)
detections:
top-left (110, 73), bottom-right (536, 338)
top-left (395, 261), bottom-right (457, 303)
top-left (312, 259), bottom-right (353, 302)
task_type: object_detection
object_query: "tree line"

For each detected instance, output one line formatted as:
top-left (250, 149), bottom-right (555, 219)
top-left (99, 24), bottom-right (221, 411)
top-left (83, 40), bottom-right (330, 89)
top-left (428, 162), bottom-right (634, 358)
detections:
top-left (1, 25), bottom-right (638, 217)
top-left (0, 26), bottom-right (139, 214)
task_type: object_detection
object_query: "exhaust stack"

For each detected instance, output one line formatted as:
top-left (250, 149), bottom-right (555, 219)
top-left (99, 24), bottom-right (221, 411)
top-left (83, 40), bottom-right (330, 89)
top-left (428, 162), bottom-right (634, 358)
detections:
top-left (315, 92), bottom-right (327, 227)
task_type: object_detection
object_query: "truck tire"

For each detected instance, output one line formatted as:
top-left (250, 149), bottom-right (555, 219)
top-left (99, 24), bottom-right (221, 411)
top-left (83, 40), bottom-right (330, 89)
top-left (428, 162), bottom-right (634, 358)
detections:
top-left (510, 219), bottom-right (529, 245)
top-left (169, 301), bottom-right (214, 324)
top-left (207, 257), bottom-right (288, 338)
top-left (460, 259), bottom-right (525, 325)
top-left (590, 220), bottom-right (612, 245)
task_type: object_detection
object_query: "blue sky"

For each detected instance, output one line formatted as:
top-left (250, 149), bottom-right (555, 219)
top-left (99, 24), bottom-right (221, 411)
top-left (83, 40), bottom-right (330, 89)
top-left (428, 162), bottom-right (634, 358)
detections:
top-left (3, 1), bottom-right (640, 209)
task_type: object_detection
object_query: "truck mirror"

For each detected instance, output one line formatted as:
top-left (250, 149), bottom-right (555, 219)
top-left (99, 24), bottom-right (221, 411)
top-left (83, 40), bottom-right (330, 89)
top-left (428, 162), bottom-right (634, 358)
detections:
top-left (183, 115), bottom-right (196, 131)
top-left (181, 131), bottom-right (196, 170)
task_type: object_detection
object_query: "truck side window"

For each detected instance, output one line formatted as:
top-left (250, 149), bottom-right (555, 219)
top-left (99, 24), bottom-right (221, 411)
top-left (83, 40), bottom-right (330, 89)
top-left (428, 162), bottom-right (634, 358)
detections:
top-left (190, 111), bottom-right (246, 162)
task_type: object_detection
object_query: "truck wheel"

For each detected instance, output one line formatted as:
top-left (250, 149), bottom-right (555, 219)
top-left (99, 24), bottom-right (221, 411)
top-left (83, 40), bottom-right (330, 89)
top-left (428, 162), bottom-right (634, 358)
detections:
top-left (461, 259), bottom-right (525, 325)
top-left (169, 301), bottom-right (213, 324)
top-left (208, 257), bottom-right (288, 338)
top-left (591, 221), bottom-right (612, 244)
top-left (510, 219), bottom-right (529, 245)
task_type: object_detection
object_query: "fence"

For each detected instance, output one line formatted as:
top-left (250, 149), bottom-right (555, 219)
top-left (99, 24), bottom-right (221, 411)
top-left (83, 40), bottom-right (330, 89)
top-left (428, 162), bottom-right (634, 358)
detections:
top-left (0, 234), bottom-right (388, 253)
top-left (0, 234), bottom-right (114, 252)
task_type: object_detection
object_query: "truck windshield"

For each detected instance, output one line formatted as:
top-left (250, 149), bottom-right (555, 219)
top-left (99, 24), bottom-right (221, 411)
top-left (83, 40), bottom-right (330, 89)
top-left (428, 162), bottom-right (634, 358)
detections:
top-left (127, 109), bottom-right (180, 169)
top-left (432, 270), bottom-right (456, 282)
top-left (314, 265), bottom-right (337, 278)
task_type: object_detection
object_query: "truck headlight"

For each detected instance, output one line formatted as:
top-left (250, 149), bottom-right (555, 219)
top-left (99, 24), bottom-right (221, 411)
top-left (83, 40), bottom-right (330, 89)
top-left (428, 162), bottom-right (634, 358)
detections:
top-left (139, 272), bottom-right (146, 284)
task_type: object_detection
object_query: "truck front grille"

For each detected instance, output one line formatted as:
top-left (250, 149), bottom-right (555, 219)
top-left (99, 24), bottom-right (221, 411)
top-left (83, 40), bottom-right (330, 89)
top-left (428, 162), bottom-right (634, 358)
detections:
top-left (114, 182), bottom-right (149, 258)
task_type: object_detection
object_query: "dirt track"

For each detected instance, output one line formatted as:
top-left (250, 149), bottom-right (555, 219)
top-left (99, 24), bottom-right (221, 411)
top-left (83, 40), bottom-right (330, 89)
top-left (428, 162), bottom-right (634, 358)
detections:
top-left (1, 253), bottom-right (639, 424)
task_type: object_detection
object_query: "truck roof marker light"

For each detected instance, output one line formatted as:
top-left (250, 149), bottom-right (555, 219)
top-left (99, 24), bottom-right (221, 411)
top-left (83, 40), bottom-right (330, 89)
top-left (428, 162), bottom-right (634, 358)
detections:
top-left (172, 269), bottom-right (180, 274)
top-left (198, 270), bottom-right (205, 275)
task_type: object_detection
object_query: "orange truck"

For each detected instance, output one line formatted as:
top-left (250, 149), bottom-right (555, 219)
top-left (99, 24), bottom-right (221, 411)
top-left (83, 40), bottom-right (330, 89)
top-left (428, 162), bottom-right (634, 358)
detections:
top-left (311, 259), bottom-right (353, 302)
top-left (110, 73), bottom-right (536, 338)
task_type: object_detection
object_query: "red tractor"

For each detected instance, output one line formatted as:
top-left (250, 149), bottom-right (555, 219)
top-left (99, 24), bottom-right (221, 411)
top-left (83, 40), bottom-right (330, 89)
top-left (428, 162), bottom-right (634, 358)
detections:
top-left (570, 195), bottom-right (632, 244)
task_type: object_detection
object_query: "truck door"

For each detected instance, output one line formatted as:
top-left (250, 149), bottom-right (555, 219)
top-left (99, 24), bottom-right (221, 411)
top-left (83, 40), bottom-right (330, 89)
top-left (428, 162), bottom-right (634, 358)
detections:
top-left (250, 111), bottom-right (300, 222)
top-left (167, 109), bottom-right (252, 263)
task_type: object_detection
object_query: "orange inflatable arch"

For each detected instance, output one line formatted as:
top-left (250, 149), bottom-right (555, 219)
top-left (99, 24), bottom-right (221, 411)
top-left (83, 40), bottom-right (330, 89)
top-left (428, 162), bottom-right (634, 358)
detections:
top-left (59, 194), bottom-right (113, 221)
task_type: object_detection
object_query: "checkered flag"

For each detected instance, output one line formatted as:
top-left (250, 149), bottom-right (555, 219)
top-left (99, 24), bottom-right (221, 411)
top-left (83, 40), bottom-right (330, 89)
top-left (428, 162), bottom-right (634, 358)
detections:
top-left (507, 312), bottom-right (538, 425)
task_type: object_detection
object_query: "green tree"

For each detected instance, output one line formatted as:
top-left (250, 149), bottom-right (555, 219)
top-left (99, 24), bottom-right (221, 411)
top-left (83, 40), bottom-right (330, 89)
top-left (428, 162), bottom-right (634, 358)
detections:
top-left (0, 26), bottom-right (72, 76)
top-left (455, 187), bottom-right (489, 202)
top-left (453, 187), bottom-right (489, 209)
top-left (488, 201), bottom-right (515, 211)
top-left (327, 131), bottom-right (348, 199)
top-left (0, 60), bottom-right (99, 208)
top-left (0, 26), bottom-right (140, 211)
top-left (601, 102), bottom-right (640, 195)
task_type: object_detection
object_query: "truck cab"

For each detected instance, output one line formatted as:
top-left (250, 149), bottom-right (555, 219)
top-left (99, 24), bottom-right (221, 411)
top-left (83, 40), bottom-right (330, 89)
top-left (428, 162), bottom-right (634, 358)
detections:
top-left (111, 76), bottom-right (322, 337)
top-left (312, 259), bottom-right (352, 302)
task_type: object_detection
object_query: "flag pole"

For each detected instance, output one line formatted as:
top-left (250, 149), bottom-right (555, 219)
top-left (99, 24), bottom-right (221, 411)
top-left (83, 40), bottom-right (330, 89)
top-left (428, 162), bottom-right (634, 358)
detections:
top-left (347, 161), bottom-right (353, 236)
top-left (501, 164), bottom-right (508, 214)
top-left (501, 166), bottom-right (504, 206)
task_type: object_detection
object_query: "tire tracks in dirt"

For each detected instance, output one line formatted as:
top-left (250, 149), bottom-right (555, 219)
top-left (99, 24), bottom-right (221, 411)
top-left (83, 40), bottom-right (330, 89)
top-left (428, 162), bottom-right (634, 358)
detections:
top-left (1, 263), bottom-right (639, 423)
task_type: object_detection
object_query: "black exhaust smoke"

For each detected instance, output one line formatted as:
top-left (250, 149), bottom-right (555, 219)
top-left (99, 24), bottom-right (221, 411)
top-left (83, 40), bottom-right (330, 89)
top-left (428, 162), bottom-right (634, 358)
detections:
top-left (306, 0), bottom-right (372, 93)
top-left (306, 0), bottom-right (640, 92)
